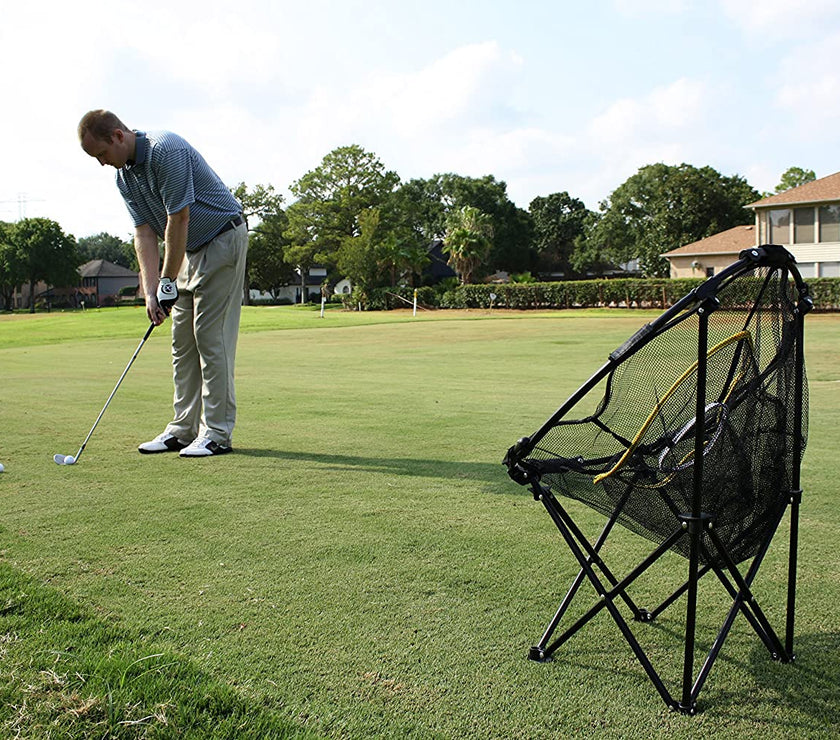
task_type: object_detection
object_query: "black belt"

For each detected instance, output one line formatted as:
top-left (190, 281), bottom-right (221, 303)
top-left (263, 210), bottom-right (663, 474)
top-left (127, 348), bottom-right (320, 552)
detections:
top-left (198, 215), bottom-right (244, 249)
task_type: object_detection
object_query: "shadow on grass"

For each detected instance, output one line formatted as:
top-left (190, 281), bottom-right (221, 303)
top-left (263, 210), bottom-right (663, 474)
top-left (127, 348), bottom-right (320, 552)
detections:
top-left (0, 563), bottom-right (319, 739)
top-left (519, 588), bottom-right (840, 729)
top-left (623, 599), bottom-right (840, 725)
top-left (658, 630), bottom-right (840, 729)
top-left (236, 447), bottom-right (523, 495)
top-left (738, 630), bottom-right (840, 726)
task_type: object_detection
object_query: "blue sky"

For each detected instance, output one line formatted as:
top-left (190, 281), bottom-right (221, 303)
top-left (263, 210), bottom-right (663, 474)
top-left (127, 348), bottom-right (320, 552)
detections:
top-left (2, 0), bottom-right (838, 240)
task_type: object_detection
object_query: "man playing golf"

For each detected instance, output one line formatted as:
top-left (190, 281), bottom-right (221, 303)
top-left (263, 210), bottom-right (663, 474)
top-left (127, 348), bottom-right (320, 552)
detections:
top-left (78, 110), bottom-right (247, 457)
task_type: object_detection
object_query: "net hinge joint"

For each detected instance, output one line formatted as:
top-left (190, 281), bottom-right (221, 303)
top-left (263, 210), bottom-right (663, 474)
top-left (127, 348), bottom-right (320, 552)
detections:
top-left (677, 512), bottom-right (715, 534)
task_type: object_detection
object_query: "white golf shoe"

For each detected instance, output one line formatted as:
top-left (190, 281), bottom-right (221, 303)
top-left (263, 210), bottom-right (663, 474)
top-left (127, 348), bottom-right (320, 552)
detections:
top-left (179, 436), bottom-right (232, 457)
top-left (138, 432), bottom-right (190, 454)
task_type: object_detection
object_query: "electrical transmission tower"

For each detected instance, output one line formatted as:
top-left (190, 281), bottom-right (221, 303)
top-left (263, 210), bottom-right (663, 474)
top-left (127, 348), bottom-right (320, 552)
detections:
top-left (0, 193), bottom-right (45, 220)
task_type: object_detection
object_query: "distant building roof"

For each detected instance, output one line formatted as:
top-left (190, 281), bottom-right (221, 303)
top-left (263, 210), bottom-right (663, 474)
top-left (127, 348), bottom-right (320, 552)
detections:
top-left (425, 240), bottom-right (457, 281)
top-left (661, 225), bottom-right (756, 257)
top-left (747, 171), bottom-right (840, 209)
top-left (78, 259), bottom-right (138, 278)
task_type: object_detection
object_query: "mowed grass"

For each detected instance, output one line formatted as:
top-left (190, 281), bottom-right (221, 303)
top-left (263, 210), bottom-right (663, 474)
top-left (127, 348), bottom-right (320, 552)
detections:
top-left (1, 305), bottom-right (838, 738)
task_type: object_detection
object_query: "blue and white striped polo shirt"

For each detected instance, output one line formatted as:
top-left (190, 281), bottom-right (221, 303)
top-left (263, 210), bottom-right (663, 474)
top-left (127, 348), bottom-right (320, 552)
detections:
top-left (116, 130), bottom-right (242, 252)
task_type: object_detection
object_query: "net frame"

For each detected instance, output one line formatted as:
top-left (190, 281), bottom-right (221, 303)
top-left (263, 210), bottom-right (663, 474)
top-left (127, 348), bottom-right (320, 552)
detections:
top-left (503, 245), bottom-right (812, 714)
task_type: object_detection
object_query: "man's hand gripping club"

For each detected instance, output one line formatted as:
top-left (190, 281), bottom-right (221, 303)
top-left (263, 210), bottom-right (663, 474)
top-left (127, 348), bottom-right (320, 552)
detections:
top-left (157, 277), bottom-right (178, 316)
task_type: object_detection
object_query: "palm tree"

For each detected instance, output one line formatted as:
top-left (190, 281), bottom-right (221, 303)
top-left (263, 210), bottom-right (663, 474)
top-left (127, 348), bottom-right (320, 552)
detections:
top-left (442, 206), bottom-right (493, 284)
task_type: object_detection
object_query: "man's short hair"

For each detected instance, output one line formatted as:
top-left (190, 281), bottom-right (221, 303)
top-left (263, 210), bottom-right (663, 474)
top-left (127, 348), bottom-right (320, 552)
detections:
top-left (78, 110), bottom-right (129, 143)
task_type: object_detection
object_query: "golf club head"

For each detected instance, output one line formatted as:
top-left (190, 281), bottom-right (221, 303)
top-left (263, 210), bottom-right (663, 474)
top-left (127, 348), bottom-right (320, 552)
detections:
top-left (54, 454), bottom-right (76, 465)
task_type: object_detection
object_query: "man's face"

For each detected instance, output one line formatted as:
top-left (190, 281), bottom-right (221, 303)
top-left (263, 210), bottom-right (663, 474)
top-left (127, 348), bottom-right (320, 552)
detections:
top-left (81, 129), bottom-right (130, 168)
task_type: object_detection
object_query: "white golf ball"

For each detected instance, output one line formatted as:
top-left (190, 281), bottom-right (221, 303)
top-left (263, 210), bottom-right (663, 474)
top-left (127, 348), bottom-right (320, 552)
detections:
top-left (65, 456), bottom-right (75, 465)
top-left (0, 462), bottom-right (5, 472)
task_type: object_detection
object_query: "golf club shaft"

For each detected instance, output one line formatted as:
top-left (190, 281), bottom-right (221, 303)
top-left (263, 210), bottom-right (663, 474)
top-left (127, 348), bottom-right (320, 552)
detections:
top-left (74, 322), bottom-right (155, 461)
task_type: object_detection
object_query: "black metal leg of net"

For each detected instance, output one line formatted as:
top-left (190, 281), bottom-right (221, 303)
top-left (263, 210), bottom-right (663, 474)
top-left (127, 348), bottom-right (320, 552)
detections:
top-left (505, 245), bottom-right (811, 714)
top-left (650, 538), bottom-right (782, 661)
top-left (526, 476), bottom-right (795, 713)
top-left (529, 482), bottom-right (651, 661)
top-left (528, 482), bottom-right (655, 663)
top-left (785, 300), bottom-right (809, 658)
top-left (527, 478), bottom-right (687, 709)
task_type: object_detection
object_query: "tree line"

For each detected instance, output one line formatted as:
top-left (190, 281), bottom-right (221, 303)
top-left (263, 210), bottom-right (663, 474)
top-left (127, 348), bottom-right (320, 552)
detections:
top-left (0, 151), bottom-right (814, 311)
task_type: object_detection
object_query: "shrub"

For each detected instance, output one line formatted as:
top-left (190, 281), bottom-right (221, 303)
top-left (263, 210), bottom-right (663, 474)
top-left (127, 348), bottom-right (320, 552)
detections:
top-left (338, 277), bottom-right (840, 312)
top-left (440, 287), bottom-right (464, 309)
top-left (807, 278), bottom-right (840, 310)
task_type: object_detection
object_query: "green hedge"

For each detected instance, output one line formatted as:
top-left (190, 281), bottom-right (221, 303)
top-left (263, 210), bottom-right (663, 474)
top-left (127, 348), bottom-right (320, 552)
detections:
top-left (805, 278), bottom-right (840, 310)
top-left (441, 279), bottom-right (705, 310)
top-left (345, 277), bottom-right (840, 311)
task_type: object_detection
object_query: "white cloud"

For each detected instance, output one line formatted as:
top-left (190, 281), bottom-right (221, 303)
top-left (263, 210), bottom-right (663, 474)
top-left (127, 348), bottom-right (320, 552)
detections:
top-left (2, 1), bottom-right (838, 238)
top-left (719, 0), bottom-right (840, 37)
top-left (558, 77), bottom-right (728, 205)
top-left (340, 43), bottom-right (581, 205)
top-left (588, 77), bottom-right (710, 146)
top-left (231, 41), bottom-right (535, 191)
top-left (613, 0), bottom-right (689, 15)
top-left (80, 42), bottom-right (536, 210)
top-left (0, 3), bottom-right (124, 233)
top-left (123, 11), bottom-right (290, 97)
top-left (774, 31), bottom-right (840, 136)
top-left (353, 42), bottom-right (525, 137)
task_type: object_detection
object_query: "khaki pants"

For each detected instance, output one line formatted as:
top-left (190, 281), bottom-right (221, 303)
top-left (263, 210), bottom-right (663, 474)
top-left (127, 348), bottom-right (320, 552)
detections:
top-left (165, 222), bottom-right (248, 446)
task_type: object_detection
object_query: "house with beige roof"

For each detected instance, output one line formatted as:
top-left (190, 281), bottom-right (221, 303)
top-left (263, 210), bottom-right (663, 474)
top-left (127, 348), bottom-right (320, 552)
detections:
top-left (663, 170), bottom-right (840, 278)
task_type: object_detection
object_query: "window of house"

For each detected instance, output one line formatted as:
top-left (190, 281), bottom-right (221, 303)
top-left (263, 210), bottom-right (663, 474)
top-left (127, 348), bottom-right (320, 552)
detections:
top-left (820, 262), bottom-right (840, 277)
top-left (794, 207), bottom-right (815, 243)
top-left (819, 205), bottom-right (840, 242)
top-left (705, 267), bottom-right (714, 277)
top-left (768, 209), bottom-right (790, 244)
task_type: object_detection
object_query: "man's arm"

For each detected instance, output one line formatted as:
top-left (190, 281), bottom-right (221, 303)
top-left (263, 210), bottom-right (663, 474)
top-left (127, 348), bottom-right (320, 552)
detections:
top-left (135, 224), bottom-right (165, 325)
top-left (135, 207), bottom-right (189, 325)
top-left (162, 205), bottom-right (189, 280)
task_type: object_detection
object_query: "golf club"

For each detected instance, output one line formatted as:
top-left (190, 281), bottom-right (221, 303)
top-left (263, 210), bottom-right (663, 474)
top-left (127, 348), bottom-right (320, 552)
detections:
top-left (54, 322), bottom-right (155, 465)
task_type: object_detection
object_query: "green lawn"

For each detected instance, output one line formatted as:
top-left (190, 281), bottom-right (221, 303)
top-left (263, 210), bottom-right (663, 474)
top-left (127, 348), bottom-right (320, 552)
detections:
top-left (1, 306), bottom-right (838, 738)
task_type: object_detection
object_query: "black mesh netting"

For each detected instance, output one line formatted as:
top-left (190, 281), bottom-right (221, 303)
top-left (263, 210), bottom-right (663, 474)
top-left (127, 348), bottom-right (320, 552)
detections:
top-left (514, 261), bottom-right (808, 566)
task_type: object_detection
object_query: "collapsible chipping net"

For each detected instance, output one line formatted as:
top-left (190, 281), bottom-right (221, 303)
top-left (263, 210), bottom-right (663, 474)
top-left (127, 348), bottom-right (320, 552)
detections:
top-left (504, 245), bottom-right (811, 713)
